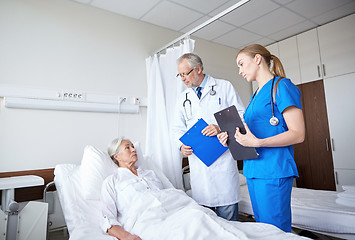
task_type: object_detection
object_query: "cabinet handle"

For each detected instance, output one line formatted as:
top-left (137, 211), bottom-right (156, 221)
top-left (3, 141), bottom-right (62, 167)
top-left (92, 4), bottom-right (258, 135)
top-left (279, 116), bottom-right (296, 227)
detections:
top-left (317, 65), bottom-right (321, 77)
top-left (322, 64), bottom-right (326, 76)
top-left (335, 171), bottom-right (339, 185)
top-left (325, 138), bottom-right (329, 151)
top-left (331, 138), bottom-right (335, 151)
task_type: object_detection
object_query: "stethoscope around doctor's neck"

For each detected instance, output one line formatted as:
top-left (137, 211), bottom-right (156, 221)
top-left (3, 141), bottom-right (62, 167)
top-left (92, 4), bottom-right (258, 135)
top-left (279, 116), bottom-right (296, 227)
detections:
top-left (247, 76), bottom-right (279, 126)
top-left (183, 85), bottom-right (216, 120)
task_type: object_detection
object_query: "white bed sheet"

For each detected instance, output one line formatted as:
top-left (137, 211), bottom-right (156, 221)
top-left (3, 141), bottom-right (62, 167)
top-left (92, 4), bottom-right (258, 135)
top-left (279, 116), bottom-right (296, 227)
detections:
top-left (54, 164), bottom-right (309, 240)
top-left (239, 184), bottom-right (355, 236)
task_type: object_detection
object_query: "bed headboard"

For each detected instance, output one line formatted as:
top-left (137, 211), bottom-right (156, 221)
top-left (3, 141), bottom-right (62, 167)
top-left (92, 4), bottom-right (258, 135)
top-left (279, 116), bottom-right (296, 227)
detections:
top-left (0, 168), bottom-right (55, 204)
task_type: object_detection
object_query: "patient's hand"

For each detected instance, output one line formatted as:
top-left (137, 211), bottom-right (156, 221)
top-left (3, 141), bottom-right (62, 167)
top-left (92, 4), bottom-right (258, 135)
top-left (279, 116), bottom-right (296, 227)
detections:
top-left (123, 234), bottom-right (142, 240)
top-left (107, 225), bottom-right (142, 240)
top-left (217, 132), bottom-right (228, 147)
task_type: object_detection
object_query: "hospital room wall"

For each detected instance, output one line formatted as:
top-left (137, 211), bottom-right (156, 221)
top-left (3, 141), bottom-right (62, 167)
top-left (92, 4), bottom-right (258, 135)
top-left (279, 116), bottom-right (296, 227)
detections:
top-left (0, 0), bottom-right (249, 172)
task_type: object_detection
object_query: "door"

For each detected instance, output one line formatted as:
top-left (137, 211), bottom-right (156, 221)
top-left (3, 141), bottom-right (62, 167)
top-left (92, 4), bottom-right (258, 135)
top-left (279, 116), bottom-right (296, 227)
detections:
top-left (294, 80), bottom-right (336, 191)
top-left (324, 73), bottom-right (355, 190)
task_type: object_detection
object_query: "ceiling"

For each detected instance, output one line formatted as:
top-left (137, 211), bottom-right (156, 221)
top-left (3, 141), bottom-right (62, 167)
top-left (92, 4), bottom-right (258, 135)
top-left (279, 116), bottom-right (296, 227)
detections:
top-left (72, 0), bottom-right (355, 51)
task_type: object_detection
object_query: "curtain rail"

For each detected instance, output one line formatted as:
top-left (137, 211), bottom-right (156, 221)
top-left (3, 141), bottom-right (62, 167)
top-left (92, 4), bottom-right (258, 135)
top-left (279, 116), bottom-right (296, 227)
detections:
top-left (151, 0), bottom-right (250, 56)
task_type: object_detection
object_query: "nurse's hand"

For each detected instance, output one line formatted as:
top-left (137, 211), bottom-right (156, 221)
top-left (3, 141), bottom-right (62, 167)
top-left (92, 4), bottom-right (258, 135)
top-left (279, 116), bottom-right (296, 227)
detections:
top-left (202, 124), bottom-right (221, 136)
top-left (234, 123), bottom-right (260, 147)
top-left (217, 132), bottom-right (228, 147)
top-left (181, 144), bottom-right (193, 156)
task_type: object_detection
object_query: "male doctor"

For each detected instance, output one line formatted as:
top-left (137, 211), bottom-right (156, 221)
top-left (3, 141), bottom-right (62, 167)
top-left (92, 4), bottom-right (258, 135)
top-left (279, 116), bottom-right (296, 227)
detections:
top-left (173, 53), bottom-right (245, 221)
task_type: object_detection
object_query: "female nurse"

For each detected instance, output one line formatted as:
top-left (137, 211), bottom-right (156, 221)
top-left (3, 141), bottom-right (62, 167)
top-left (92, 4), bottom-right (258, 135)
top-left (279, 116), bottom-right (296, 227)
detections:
top-left (218, 44), bottom-right (305, 232)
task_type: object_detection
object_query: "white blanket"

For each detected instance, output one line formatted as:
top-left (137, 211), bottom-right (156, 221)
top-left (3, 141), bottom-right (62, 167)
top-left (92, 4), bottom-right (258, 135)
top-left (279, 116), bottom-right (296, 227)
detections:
top-left (124, 188), bottom-right (306, 240)
top-left (55, 164), bottom-right (308, 240)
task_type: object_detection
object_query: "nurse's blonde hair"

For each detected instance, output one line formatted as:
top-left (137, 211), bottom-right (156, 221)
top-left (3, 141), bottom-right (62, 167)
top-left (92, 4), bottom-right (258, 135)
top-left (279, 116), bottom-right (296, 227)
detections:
top-left (238, 44), bottom-right (286, 78)
top-left (238, 44), bottom-right (286, 94)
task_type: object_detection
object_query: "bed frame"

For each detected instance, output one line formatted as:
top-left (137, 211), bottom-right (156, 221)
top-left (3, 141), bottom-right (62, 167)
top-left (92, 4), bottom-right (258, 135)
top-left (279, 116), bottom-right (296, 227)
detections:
top-left (238, 184), bottom-right (355, 240)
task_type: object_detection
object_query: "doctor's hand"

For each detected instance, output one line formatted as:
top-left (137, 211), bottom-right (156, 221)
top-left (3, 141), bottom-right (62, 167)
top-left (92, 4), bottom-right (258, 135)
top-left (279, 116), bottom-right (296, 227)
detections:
top-left (217, 132), bottom-right (228, 147)
top-left (202, 124), bottom-right (221, 137)
top-left (234, 123), bottom-right (260, 147)
top-left (181, 144), bottom-right (193, 156)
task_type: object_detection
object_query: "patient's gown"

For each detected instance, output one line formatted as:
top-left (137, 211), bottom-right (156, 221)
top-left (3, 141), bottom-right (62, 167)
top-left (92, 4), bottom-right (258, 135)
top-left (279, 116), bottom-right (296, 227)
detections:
top-left (100, 167), bottom-right (308, 240)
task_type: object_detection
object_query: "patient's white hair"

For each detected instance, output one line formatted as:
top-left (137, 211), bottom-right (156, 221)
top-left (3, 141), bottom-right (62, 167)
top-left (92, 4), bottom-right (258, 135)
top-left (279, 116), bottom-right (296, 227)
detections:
top-left (107, 137), bottom-right (128, 160)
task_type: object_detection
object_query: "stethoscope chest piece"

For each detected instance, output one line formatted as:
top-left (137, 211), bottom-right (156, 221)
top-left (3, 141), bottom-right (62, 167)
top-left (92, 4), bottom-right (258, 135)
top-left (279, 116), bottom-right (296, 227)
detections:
top-left (269, 116), bottom-right (279, 126)
top-left (210, 86), bottom-right (216, 96)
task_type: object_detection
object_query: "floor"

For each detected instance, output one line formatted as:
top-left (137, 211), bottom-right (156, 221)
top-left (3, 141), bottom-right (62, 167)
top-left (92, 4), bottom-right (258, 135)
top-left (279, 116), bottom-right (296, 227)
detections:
top-left (48, 228), bottom-right (69, 240)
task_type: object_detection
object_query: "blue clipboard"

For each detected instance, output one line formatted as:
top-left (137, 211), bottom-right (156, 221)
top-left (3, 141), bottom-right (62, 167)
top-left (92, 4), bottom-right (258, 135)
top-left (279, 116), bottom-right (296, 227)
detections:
top-left (179, 118), bottom-right (228, 167)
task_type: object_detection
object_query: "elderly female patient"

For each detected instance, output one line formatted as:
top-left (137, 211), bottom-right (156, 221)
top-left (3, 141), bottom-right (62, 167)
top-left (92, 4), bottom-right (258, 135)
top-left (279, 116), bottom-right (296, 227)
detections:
top-left (100, 138), bottom-right (307, 240)
top-left (101, 138), bottom-right (163, 240)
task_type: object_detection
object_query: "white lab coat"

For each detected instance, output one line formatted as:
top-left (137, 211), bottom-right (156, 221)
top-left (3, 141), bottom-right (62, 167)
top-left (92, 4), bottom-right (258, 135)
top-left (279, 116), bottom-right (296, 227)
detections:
top-left (172, 75), bottom-right (245, 207)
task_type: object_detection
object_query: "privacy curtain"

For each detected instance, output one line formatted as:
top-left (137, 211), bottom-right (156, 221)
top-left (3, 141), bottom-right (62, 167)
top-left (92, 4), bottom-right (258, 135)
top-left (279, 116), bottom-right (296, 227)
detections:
top-left (145, 38), bottom-right (195, 189)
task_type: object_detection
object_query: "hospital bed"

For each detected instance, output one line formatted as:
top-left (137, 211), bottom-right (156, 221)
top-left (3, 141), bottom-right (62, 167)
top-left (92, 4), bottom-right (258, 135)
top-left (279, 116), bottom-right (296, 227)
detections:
top-left (50, 144), bottom-right (310, 240)
top-left (238, 175), bottom-right (355, 240)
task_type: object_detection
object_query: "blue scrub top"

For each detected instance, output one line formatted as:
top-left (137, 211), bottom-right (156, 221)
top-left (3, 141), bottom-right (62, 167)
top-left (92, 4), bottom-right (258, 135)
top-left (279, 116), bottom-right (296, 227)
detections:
top-left (243, 77), bottom-right (301, 179)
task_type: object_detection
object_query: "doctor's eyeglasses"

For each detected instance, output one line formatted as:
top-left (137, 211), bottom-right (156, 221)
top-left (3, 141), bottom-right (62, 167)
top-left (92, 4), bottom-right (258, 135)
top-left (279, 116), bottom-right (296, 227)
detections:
top-left (176, 67), bottom-right (195, 78)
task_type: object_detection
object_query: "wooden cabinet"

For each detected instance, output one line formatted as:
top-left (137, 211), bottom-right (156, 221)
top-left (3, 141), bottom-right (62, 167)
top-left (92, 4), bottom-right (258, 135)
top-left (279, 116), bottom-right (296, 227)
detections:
top-left (317, 13), bottom-right (355, 79)
top-left (268, 13), bottom-right (355, 85)
top-left (297, 28), bottom-right (323, 83)
top-left (294, 80), bottom-right (335, 191)
top-left (323, 73), bottom-right (355, 190)
top-left (278, 36), bottom-right (301, 85)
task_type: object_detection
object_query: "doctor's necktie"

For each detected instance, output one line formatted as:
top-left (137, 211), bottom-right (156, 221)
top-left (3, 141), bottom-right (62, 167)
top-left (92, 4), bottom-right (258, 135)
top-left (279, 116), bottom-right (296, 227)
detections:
top-left (196, 87), bottom-right (202, 99)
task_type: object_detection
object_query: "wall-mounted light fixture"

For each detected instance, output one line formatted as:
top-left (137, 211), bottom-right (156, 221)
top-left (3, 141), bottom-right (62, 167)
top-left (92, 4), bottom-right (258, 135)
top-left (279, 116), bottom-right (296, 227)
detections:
top-left (4, 97), bottom-right (139, 113)
top-left (0, 84), bottom-right (146, 114)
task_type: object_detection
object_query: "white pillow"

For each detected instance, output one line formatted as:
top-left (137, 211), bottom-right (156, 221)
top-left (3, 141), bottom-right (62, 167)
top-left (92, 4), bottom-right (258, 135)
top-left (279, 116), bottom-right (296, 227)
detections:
top-left (80, 145), bottom-right (117, 200)
top-left (133, 142), bottom-right (145, 168)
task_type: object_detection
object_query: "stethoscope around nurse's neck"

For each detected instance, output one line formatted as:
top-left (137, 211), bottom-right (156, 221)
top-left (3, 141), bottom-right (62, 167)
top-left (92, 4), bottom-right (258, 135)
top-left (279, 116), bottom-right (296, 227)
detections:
top-left (182, 86), bottom-right (216, 120)
top-left (246, 76), bottom-right (279, 126)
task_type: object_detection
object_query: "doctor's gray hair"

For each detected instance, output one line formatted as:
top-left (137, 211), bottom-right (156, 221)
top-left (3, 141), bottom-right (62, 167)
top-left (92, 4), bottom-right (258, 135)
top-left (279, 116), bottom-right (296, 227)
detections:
top-left (177, 53), bottom-right (204, 72)
top-left (108, 137), bottom-right (127, 162)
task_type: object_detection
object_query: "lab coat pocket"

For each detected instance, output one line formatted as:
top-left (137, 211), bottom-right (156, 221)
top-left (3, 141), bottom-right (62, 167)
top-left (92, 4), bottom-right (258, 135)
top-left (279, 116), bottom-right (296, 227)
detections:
top-left (207, 98), bottom-right (221, 112)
